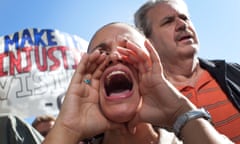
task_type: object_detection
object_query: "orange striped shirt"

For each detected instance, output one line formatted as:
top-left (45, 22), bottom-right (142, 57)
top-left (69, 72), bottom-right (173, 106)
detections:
top-left (177, 70), bottom-right (240, 143)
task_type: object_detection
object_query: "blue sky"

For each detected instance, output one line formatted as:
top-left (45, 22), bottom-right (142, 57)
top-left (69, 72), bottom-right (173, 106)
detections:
top-left (0, 0), bottom-right (239, 63)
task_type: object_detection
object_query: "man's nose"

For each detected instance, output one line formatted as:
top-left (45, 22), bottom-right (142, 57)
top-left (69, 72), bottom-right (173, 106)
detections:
top-left (175, 18), bottom-right (187, 31)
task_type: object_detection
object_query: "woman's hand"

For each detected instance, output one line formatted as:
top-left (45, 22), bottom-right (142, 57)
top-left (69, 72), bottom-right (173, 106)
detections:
top-left (44, 51), bottom-right (123, 143)
top-left (117, 39), bottom-right (195, 130)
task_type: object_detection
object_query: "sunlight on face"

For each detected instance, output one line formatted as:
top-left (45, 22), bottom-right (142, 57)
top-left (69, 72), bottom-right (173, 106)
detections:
top-left (88, 23), bottom-right (147, 122)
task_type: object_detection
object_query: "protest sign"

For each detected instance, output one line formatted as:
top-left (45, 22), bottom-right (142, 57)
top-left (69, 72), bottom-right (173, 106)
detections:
top-left (0, 28), bottom-right (88, 118)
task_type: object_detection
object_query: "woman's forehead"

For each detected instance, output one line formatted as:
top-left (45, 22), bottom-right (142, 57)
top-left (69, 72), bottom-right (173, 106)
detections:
top-left (89, 23), bottom-right (145, 51)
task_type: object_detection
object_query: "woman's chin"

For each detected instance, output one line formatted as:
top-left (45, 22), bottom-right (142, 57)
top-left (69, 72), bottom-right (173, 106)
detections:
top-left (107, 112), bottom-right (135, 123)
top-left (103, 107), bottom-right (137, 123)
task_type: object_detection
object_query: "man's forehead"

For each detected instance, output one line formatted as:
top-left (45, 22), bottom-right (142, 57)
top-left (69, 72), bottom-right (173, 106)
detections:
top-left (152, 1), bottom-right (189, 16)
top-left (169, 1), bottom-right (189, 15)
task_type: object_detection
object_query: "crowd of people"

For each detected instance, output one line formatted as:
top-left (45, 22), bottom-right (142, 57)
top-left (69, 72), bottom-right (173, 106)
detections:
top-left (1, 0), bottom-right (240, 144)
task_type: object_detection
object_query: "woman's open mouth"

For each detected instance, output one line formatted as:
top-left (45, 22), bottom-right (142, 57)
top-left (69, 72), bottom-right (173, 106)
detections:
top-left (104, 70), bottom-right (133, 97)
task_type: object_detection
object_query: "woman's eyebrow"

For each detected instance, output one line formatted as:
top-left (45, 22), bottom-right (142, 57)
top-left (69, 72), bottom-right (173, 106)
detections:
top-left (91, 43), bottom-right (109, 52)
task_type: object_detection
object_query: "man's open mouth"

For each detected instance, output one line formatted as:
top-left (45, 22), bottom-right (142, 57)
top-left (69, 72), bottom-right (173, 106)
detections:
top-left (104, 70), bottom-right (133, 97)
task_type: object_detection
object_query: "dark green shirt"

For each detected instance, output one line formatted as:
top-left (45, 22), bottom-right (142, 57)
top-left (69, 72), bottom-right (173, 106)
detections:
top-left (0, 114), bottom-right (43, 144)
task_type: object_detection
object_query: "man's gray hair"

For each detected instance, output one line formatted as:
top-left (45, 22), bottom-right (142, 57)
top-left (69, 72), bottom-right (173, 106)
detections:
top-left (134, 0), bottom-right (187, 38)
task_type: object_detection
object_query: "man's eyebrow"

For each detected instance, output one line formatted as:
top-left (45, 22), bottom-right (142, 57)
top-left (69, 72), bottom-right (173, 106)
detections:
top-left (162, 15), bottom-right (174, 22)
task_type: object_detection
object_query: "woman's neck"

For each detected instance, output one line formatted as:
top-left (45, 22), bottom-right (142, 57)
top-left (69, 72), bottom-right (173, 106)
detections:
top-left (102, 123), bottom-right (159, 144)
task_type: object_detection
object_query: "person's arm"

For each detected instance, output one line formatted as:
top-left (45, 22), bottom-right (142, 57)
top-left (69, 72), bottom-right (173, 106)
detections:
top-left (43, 120), bottom-right (81, 144)
top-left (43, 51), bottom-right (121, 144)
top-left (171, 98), bottom-right (233, 144)
top-left (181, 117), bottom-right (233, 144)
top-left (117, 39), bottom-right (234, 144)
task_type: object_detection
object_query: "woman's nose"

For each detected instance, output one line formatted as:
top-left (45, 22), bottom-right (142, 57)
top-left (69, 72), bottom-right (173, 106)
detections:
top-left (110, 50), bottom-right (121, 62)
top-left (108, 50), bottom-right (122, 64)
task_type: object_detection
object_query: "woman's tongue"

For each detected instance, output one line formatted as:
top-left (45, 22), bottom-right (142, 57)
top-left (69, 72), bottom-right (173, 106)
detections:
top-left (108, 89), bottom-right (131, 98)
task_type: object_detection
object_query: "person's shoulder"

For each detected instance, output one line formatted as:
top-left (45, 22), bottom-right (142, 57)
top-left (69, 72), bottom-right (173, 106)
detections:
top-left (0, 113), bottom-right (44, 144)
top-left (226, 62), bottom-right (240, 68)
top-left (0, 113), bottom-right (24, 123)
top-left (199, 58), bottom-right (240, 68)
top-left (199, 58), bottom-right (224, 64)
